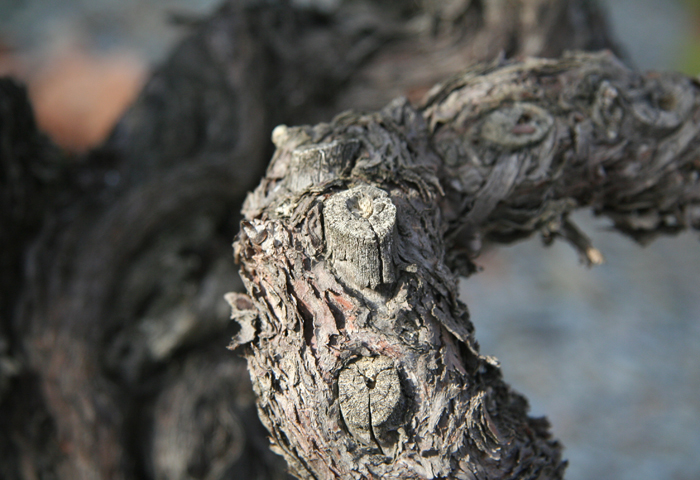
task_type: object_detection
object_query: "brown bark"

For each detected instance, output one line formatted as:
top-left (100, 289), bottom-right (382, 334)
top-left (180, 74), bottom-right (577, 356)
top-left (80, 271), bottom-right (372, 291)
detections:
top-left (233, 52), bottom-right (700, 479)
top-left (0, 0), bottom-right (649, 479)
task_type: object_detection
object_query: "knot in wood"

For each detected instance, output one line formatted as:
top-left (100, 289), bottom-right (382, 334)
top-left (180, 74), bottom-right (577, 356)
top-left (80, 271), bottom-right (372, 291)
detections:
top-left (630, 77), bottom-right (694, 132)
top-left (338, 356), bottom-right (405, 450)
top-left (480, 102), bottom-right (553, 149)
top-left (323, 185), bottom-right (396, 290)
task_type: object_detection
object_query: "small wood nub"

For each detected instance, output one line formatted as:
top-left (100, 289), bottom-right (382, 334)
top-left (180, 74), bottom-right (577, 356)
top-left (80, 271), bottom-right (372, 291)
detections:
top-left (323, 185), bottom-right (396, 289)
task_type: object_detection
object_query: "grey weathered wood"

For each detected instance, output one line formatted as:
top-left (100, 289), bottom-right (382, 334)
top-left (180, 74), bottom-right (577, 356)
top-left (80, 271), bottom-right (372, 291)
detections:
top-left (337, 355), bottom-right (405, 452)
top-left (324, 185), bottom-right (397, 290)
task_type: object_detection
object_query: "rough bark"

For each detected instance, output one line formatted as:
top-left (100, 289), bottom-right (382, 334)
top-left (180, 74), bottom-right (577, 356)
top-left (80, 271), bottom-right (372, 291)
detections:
top-left (233, 51), bottom-right (700, 479)
top-left (0, 0), bottom-right (636, 479)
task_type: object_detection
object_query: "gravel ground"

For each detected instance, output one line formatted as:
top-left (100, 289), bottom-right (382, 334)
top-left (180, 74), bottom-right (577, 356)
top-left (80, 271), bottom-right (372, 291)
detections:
top-left (1, 0), bottom-right (699, 478)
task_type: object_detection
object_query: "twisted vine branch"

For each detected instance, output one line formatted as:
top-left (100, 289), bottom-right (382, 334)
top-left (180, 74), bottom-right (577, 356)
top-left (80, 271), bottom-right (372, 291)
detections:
top-left (232, 51), bottom-right (700, 479)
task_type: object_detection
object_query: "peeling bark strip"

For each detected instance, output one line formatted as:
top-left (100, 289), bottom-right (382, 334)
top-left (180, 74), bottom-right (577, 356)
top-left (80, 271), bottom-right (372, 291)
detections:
top-left (232, 51), bottom-right (700, 479)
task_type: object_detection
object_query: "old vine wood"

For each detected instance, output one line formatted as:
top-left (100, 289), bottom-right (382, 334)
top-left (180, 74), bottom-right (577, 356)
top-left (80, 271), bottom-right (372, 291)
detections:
top-left (232, 52), bottom-right (700, 479)
top-left (3, 0), bottom-right (698, 478)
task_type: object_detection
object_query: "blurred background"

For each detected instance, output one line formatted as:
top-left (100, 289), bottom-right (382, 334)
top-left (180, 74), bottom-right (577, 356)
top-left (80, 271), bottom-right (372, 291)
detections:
top-left (0, 0), bottom-right (698, 479)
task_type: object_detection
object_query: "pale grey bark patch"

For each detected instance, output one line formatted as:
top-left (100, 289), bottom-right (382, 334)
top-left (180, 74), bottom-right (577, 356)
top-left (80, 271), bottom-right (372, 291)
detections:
top-left (323, 185), bottom-right (396, 289)
top-left (480, 103), bottom-right (554, 149)
top-left (592, 80), bottom-right (624, 141)
top-left (225, 292), bottom-right (259, 350)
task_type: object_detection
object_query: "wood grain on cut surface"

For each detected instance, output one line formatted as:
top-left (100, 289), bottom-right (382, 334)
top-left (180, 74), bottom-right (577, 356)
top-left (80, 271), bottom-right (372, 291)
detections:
top-left (337, 355), bottom-right (405, 453)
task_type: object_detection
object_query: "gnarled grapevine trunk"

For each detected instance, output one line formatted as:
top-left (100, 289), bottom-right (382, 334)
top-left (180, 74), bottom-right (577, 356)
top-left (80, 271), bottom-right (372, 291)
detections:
top-left (232, 52), bottom-right (700, 479)
top-left (7, 0), bottom-right (694, 479)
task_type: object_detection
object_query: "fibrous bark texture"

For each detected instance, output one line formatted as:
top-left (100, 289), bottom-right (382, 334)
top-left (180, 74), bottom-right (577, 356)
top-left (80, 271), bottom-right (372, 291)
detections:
top-left (233, 51), bottom-right (700, 479)
top-left (0, 0), bottom-right (633, 479)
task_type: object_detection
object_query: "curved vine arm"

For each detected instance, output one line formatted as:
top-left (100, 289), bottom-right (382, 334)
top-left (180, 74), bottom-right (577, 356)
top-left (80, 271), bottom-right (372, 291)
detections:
top-left (232, 51), bottom-right (699, 479)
